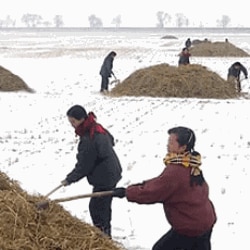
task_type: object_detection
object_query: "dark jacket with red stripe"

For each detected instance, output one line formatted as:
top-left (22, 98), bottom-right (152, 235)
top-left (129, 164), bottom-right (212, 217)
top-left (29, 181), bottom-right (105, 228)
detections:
top-left (125, 163), bottom-right (216, 237)
top-left (66, 131), bottom-right (122, 188)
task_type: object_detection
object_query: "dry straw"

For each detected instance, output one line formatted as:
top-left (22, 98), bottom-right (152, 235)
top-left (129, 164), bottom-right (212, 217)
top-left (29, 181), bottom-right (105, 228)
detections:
top-left (0, 172), bottom-right (124, 250)
top-left (0, 66), bottom-right (34, 92)
top-left (189, 40), bottom-right (250, 57)
top-left (110, 40), bottom-right (248, 99)
top-left (110, 63), bottom-right (239, 99)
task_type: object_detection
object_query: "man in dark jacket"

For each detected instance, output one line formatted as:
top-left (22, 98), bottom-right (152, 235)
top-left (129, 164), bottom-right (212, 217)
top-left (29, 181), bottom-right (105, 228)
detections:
top-left (61, 105), bottom-right (122, 237)
top-left (227, 61), bottom-right (248, 92)
top-left (99, 51), bottom-right (117, 93)
top-left (185, 38), bottom-right (191, 48)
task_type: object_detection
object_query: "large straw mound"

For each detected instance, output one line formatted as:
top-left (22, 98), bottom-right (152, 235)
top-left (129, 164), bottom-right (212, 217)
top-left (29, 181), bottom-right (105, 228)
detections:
top-left (0, 172), bottom-right (124, 250)
top-left (110, 63), bottom-right (238, 99)
top-left (190, 41), bottom-right (249, 57)
top-left (0, 65), bottom-right (34, 92)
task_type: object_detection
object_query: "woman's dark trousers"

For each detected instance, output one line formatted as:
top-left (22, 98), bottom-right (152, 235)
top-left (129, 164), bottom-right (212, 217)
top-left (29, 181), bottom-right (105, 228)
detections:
top-left (152, 228), bottom-right (212, 250)
top-left (89, 186), bottom-right (115, 237)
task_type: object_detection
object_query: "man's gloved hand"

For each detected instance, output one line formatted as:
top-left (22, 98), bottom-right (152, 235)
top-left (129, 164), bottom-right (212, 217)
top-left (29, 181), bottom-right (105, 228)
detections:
top-left (61, 179), bottom-right (69, 186)
top-left (112, 187), bottom-right (126, 198)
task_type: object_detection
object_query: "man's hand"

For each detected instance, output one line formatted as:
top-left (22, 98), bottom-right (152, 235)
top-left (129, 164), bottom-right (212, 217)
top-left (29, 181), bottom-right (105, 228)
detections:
top-left (61, 179), bottom-right (69, 186)
top-left (112, 187), bottom-right (126, 198)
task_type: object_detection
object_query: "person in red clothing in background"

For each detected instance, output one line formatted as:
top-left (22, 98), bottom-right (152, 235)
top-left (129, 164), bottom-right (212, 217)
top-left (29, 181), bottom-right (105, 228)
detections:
top-left (178, 47), bottom-right (191, 66)
top-left (112, 126), bottom-right (216, 250)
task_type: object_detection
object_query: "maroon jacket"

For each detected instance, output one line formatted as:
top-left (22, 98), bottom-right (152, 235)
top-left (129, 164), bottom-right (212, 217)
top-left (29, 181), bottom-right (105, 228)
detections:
top-left (126, 163), bottom-right (216, 237)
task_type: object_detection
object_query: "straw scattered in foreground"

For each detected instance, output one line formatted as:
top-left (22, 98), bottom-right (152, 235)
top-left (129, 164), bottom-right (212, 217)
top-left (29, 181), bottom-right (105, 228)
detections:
top-left (0, 172), bottom-right (124, 250)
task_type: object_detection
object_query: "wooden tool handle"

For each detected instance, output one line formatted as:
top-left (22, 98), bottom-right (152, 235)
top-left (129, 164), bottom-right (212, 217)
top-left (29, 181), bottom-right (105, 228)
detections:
top-left (44, 184), bottom-right (63, 198)
top-left (53, 190), bottom-right (114, 203)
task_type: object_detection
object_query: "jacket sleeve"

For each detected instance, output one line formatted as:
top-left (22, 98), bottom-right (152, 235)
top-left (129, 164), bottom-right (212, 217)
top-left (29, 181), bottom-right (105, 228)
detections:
top-left (240, 65), bottom-right (248, 78)
top-left (104, 129), bottom-right (115, 146)
top-left (65, 137), bottom-right (97, 184)
top-left (227, 66), bottom-right (232, 77)
top-left (125, 167), bottom-right (179, 204)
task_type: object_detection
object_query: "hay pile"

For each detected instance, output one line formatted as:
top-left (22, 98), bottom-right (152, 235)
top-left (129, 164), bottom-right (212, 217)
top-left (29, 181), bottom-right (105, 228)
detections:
top-left (0, 171), bottom-right (124, 250)
top-left (190, 40), bottom-right (250, 57)
top-left (110, 64), bottom-right (239, 99)
top-left (110, 63), bottom-right (238, 99)
top-left (0, 65), bottom-right (34, 92)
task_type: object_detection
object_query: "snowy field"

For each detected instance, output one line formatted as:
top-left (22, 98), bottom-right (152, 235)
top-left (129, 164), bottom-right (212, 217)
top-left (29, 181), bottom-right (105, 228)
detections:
top-left (0, 28), bottom-right (250, 249)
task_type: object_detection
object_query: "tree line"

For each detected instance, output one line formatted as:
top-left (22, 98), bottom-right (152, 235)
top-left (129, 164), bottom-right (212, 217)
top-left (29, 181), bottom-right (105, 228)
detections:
top-left (0, 12), bottom-right (232, 28)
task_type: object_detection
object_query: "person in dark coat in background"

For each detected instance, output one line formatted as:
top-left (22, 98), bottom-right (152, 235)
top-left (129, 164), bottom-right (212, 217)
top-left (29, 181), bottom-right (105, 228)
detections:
top-left (99, 51), bottom-right (117, 93)
top-left (185, 38), bottom-right (192, 48)
top-left (178, 47), bottom-right (191, 66)
top-left (61, 105), bottom-right (122, 238)
top-left (227, 61), bottom-right (248, 92)
top-left (112, 126), bottom-right (217, 250)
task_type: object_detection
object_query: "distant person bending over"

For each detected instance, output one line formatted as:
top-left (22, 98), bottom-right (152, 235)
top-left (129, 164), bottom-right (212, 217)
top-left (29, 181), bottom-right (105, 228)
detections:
top-left (112, 126), bottom-right (217, 250)
top-left (178, 47), bottom-right (191, 66)
top-left (99, 51), bottom-right (117, 93)
top-left (185, 38), bottom-right (191, 48)
top-left (61, 105), bottom-right (122, 238)
top-left (227, 61), bottom-right (248, 92)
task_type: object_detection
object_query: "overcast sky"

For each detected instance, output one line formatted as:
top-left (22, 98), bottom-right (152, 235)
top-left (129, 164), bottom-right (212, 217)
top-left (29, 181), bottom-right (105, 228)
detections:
top-left (1, 0), bottom-right (250, 27)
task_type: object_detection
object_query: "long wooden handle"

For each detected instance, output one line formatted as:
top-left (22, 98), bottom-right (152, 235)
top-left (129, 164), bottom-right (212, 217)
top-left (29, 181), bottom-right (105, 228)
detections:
top-left (53, 190), bottom-right (114, 203)
top-left (44, 184), bottom-right (63, 198)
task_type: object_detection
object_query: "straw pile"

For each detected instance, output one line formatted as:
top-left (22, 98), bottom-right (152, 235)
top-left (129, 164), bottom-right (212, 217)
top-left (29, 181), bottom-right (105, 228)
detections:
top-left (190, 40), bottom-right (250, 57)
top-left (110, 63), bottom-right (238, 99)
top-left (0, 65), bottom-right (34, 92)
top-left (0, 171), bottom-right (124, 250)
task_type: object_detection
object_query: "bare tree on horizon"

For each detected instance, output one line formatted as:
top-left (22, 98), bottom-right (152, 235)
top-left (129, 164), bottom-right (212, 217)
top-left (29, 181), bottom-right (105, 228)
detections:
top-left (175, 13), bottom-right (189, 27)
top-left (21, 13), bottom-right (43, 27)
top-left (216, 15), bottom-right (231, 28)
top-left (111, 15), bottom-right (122, 28)
top-left (88, 14), bottom-right (103, 28)
top-left (54, 15), bottom-right (64, 28)
top-left (156, 11), bottom-right (171, 27)
top-left (0, 15), bottom-right (16, 27)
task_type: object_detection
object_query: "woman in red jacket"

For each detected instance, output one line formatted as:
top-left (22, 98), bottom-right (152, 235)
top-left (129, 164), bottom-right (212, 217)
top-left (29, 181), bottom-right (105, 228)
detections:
top-left (178, 47), bottom-right (191, 66)
top-left (113, 126), bottom-right (216, 250)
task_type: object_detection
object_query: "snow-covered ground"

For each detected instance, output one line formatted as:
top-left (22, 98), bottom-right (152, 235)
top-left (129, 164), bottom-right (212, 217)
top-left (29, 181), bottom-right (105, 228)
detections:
top-left (0, 28), bottom-right (250, 249)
